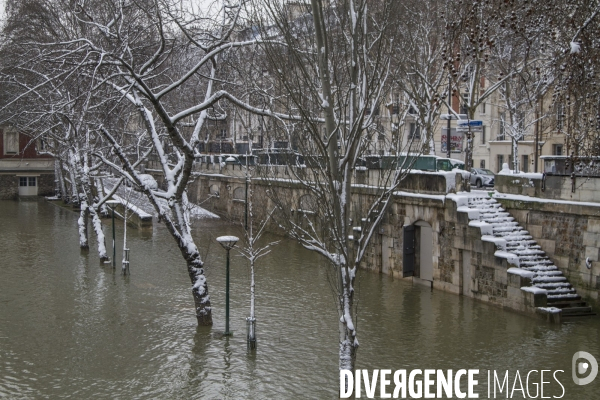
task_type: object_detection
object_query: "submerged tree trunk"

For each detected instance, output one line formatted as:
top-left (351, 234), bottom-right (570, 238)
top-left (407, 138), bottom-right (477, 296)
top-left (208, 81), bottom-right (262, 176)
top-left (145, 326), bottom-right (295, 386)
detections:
top-left (188, 257), bottom-right (212, 326)
top-left (91, 207), bottom-right (109, 261)
top-left (339, 263), bottom-right (358, 371)
top-left (53, 159), bottom-right (62, 197)
top-left (171, 200), bottom-right (212, 325)
top-left (78, 201), bottom-right (89, 250)
top-left (57, 160), bottom-right (68, 201)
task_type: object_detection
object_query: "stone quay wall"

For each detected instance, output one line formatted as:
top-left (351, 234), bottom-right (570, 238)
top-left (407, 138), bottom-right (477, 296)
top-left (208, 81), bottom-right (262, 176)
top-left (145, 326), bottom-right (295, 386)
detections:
top-left (188, 168), bottom-right (560, 318)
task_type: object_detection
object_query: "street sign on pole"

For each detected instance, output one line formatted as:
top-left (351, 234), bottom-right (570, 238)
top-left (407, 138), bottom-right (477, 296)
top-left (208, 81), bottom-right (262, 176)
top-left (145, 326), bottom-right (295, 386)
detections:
top-left (456, 120), bottom-right (483, 132)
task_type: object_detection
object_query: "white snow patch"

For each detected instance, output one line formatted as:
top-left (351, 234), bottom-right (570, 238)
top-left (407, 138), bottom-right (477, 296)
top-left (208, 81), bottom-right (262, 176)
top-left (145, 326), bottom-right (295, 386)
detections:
top-left (104, 177), bottom-right (218, 220)
top-left (481, 235), bottom-right (507, 251)
top-left (110, 193), bottom-right (152, 219)
top-left (392, 191), bottom-right (446, 202)
top-left (521, 286), bottom-right (548, 295)
top-left (457, 206), bottom-right (480, 220)
top-left (497, 170), bottom-right (543, 179)
top-left (138, 174), bottom-right (158, 190)
top-left (216, 235), bottom-right (240, 243)
top-left (570, 41), bottom-right (581, 54)
top-left (447, 191), bottom-right (484, 207)
top-left (497, 252), bottom-right (520, 267)
top-left (187, 203), bottom-right (219, 219)
top-left (537, 307), bottom-right (562, 314)
top-left (507, 267), bottom-right (534, 279)
top-left (469, 220), bottom-right (493, 236)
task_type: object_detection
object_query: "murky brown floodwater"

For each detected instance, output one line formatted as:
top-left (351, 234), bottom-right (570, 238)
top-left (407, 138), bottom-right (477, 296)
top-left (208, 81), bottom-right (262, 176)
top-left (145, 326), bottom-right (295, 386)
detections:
top-left (1, 199), bottom-right (599, 399)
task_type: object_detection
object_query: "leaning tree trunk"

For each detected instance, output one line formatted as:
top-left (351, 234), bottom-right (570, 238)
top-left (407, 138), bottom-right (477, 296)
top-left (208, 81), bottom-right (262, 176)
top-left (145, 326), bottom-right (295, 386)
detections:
top-left (90, 207), bottom-right (109, 261)
top-left (171, 200), bottom-right (212, 325)
top-left (188, 256), bottom-right (212, 325)
top-left (98, 128), bottom-right (212, 326)
top-left (57, 160), bottom-right (68, 201)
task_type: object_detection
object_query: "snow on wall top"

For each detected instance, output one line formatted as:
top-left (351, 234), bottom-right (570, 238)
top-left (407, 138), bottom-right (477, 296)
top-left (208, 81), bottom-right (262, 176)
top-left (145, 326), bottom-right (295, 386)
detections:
top-left (492, 191), bottom-right (600, 208)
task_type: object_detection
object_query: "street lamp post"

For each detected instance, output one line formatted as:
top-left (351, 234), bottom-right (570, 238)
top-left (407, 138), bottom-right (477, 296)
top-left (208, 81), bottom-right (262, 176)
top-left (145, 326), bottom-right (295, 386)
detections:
top-left (216, 235), bottom-right (239, 336)
top-left (447, 77), bottom-right (452, 159)
top-left (105, 200), bottom-right (120, 268)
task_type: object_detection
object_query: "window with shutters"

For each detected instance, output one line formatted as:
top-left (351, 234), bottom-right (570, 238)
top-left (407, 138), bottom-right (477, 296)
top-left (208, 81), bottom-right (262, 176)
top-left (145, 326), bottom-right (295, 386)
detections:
top-left (4, 132), bottom-right (18, 154)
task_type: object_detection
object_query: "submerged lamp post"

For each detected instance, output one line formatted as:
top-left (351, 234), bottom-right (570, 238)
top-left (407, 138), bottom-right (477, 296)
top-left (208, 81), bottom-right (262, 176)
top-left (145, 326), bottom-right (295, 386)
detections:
top-left (216, 235), bottom-right (239, 336)
top-left (105, 200), bottom-right (120, 267)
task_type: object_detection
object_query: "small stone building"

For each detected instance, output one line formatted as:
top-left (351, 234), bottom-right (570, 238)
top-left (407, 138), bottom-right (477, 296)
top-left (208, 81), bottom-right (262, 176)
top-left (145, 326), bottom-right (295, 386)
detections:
top-left (0, 127), bottom-right (55, 199)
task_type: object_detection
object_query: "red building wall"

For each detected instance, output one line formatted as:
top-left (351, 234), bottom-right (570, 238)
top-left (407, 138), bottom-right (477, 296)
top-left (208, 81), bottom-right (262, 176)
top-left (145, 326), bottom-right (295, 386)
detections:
top-left (0, 129), bottom-right (53, 160)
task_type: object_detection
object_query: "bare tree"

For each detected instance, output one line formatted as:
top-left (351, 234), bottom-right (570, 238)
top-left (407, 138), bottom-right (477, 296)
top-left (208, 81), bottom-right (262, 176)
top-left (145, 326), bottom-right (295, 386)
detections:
top-left (236, 172), bottom-right (279, 350)
top-left (393, 0), bottom-right (449, 156)
top-left (246, 0), bottom-right (426, 373)
top-left (0, 0), bottom-right (268, 326)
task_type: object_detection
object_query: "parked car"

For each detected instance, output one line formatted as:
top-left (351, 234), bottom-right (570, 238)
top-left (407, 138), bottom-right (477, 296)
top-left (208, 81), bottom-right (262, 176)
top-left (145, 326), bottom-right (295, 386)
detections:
top-left (470, 168), bottom-right (495, 188)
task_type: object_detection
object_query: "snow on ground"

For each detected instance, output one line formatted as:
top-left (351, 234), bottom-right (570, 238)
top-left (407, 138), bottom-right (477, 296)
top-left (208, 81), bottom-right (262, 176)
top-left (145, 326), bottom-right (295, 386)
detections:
top-left (103, 177), bottom-right (218, 220)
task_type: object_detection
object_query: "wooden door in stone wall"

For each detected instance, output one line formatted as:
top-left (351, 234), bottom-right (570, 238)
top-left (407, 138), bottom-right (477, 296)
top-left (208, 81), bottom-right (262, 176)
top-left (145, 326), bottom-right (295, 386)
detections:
top-left (403, 225), bottom-right (415, 277)
top-left (415, 221), bottom-right (434, 282)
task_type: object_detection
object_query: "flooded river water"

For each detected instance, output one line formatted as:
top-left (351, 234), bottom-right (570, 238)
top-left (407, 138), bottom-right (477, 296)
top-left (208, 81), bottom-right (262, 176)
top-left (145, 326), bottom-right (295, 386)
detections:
top-left (1, 199), bottom-right (599, 398)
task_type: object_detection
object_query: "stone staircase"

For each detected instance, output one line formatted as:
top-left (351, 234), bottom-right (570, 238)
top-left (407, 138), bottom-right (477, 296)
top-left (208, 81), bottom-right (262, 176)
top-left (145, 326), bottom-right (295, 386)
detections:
top-left (463, 195), bottom-right (595, 319)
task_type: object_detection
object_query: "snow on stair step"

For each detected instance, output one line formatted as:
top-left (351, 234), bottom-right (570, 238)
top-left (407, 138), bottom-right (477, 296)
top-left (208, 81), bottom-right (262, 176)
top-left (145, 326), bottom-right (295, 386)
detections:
top-left (547, 293), bottom-right (581, 300)
top-left (507, 244), bottom-right (541, 250)
top-left (532, 270), bottom-right (563, 277)
top-left (520, 259), bottom-right (553, 266)
top-left (532, 276), bottom-right (567, 283)
top-left (504, 233), bottom-right (533, 240)
top-left (506, 240), bottom-right (537, 247)
top-left (534, 282), bottom-right (572, 289)
top-left (488, 222), bottom-right (520, 229)
top-left (546, 288), bottom-right (576, 295)
top-left (495, 230), bottom-right (531, 237)
top-left (522, 265), bottom-right (558, 272)
top-left (482, 215), bottom-right (514, 221)
top-left (512, 249), bottom-right (546, 257)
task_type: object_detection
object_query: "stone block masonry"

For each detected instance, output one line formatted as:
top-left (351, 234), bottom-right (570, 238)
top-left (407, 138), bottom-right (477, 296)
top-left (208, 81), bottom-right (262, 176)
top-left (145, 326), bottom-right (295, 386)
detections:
top-left (0, 175), bottom-right (18, 199)
top-left (37, 173), bottom-right (55, 196)
top-left (190, 168), bottom-right (597, 320)
top-left (0, 173), bottom-right (54, 199)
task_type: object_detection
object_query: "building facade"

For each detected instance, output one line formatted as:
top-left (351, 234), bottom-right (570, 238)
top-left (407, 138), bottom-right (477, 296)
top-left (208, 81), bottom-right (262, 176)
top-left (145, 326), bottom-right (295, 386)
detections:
top-left (0, 127), bottom-right (55, 199)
